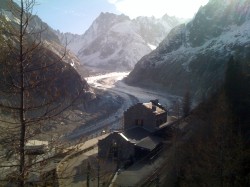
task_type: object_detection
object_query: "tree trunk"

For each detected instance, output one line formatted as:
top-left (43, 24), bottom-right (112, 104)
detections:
top-left (19, 1), bottom-right (26, 186)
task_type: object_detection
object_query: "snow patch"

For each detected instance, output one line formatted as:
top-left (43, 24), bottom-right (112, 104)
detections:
top-left (147, 43), bottom-right (157, 50)
top-left (160, 20), bottom-right (250, 73)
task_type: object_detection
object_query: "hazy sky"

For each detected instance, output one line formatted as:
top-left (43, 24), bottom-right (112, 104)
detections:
top-left (34, 0), bottom-right (209, 34)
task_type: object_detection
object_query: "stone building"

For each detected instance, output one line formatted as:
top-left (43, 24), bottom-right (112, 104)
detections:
top-left (98, 127), bottom-right (163, 163)
top-left (124, 99), bottom-right (167, 131)
top-left (98, 132), bottom-right (135, 161)
top-left (98, 100), bottom-right (167, 164)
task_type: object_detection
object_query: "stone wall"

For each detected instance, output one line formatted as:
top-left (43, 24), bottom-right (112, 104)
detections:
top-left (98, 132), bottom-right (134, 161)
top-left (124, 103), bottom-right (167, 131)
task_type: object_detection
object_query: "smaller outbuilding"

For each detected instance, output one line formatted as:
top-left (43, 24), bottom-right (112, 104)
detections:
top-left (25, 140), bottom-right (48, 155)
top-left (98, 127), bottom-right (163, 163)
top-left (98, 131), bottom-right (135, 162)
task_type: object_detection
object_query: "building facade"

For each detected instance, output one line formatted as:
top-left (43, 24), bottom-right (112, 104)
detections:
top-left (124, 99), bottom-right (167, 131)
top-left (98, 132), bottom-right (135, 162)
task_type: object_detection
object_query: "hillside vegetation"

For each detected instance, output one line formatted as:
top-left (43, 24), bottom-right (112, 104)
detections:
top-left (162, 57), bottom-right (250, 186)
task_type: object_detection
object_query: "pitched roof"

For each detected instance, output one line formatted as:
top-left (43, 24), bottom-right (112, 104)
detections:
top-left (135, 136), bottom-right (163, 151)
top-left (123, 127), bottom-right (151, 143)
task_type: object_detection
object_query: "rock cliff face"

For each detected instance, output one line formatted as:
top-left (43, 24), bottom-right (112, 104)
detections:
top-left (126, 0), bottom-right (250, 97)
top-left (57, 12), bottom-right (181, 71)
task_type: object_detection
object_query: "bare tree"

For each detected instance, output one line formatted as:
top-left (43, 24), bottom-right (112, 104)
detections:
top-left (0, 0), bottom-right (87, 186)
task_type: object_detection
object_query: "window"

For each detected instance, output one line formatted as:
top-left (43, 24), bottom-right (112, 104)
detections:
top-left (135, 119), bottom-right (144, 126)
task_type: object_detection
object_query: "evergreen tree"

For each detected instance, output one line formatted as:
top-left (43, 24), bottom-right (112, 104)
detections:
top-left (224, 56), bottom-right (250, 138)
top-left (224, 56), bottom-right (242, 117)
top-left (182, 91), bottom-right (192, 117)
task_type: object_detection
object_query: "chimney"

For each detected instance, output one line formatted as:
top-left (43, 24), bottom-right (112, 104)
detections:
top-left (152, 105), bottom-right (157, 111)
top-left (150, 99), bottom-right (159, 105)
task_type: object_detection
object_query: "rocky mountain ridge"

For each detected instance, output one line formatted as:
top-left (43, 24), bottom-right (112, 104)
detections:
top-left (56, 12), bottom-right (182, 71)
top-left (126, 0), bottom-right (250, 98)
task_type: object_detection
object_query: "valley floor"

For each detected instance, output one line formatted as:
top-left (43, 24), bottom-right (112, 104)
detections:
top-left (65, 71), bottom-right (179, 141)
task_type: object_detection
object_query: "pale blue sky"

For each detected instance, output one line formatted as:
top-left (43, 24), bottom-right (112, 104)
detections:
top-left (34, 0), bottom-right (119, 34)
top-left (33, 0), bottom-right (209, 34)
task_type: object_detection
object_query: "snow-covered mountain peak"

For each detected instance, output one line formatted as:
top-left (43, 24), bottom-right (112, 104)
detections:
top-left (58, 12), bottom-right (182, 71)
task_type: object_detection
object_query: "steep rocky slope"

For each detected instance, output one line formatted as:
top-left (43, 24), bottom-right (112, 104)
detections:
top-left (126, 0), bottom-right (250, 97)
top-left (0, 1), bottom-right (94, 105)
